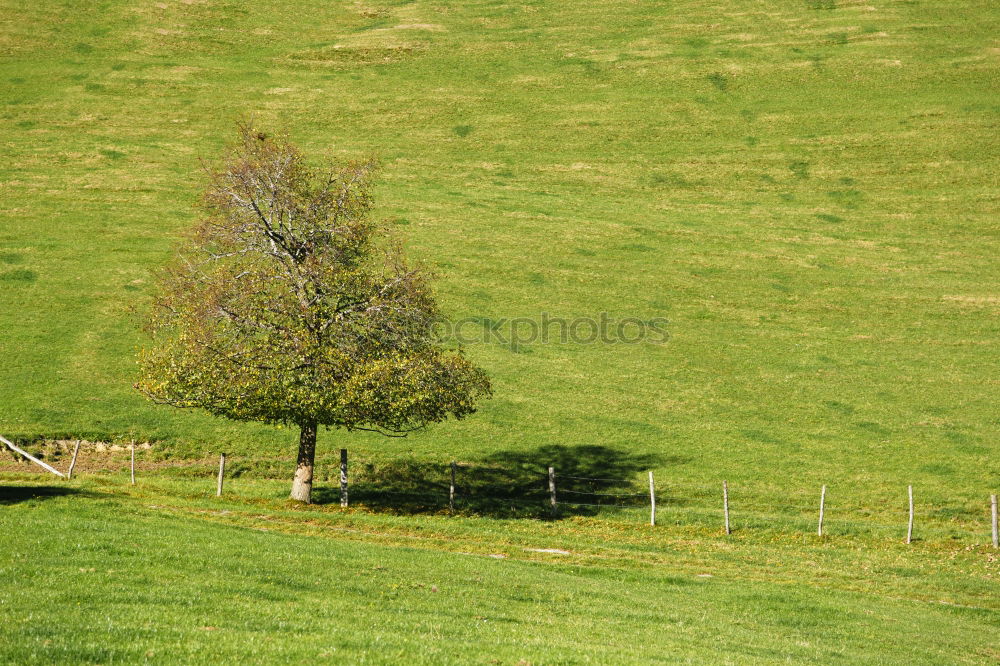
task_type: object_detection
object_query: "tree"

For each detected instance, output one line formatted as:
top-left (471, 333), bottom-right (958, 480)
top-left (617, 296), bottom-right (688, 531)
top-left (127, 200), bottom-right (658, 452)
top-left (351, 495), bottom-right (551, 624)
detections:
top-left (136, 123), bottom-right (491, 503)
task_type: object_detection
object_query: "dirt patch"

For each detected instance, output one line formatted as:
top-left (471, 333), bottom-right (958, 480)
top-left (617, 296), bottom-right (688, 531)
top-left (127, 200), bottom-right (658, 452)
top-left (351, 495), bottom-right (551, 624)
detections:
top-left (0, 440), bottom-right (192, 477)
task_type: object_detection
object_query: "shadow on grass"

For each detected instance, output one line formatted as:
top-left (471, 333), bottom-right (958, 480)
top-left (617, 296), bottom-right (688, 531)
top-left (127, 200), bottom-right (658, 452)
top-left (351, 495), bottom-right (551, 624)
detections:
top-left (0, 485), bottom-right (91, 505)
top-left (314, 444), bottom-right (674, 519)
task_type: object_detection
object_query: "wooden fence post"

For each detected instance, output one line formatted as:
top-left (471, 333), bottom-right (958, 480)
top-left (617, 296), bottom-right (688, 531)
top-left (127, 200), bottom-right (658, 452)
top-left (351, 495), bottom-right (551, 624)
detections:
top-left (130, 441), bottom-right (136, 486)
top-left (906, 485), bottom-right (914, 544)
top-left (0, 435), bottom-right (66, 478)
top-left (818, 485), bottom-right (826, 537)
top-left (648, 471), bottom-right (656, 526)
top-left (68, 440), bottom-right (81, 480)
top-left (991, 494), bottom-right (998, 549)
top-left (723, 480), bottom-right (731, 535)
top-left (340, 449), bottom-right (348, 508)
top-left (548, 466), bottom-right (557, 517)
top-left (216, 453), bottom-right (226, 497)
top-left (449, 461), bottom-right (457, 512)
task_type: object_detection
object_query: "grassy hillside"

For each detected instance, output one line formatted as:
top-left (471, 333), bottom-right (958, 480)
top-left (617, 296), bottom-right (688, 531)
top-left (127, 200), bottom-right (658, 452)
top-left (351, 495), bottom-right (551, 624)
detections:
top-left (1, 0), bottom-right (998, 511)
top-left (2, 478), bottom-right (998, 664)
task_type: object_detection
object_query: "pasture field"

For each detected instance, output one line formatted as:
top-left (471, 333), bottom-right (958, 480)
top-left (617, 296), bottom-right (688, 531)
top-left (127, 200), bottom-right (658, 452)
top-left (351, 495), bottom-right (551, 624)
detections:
top-left (1, 476), bottom-right (998, 664)
top-left (0, 0), bottom-right (996, 501)
top-left (0, 0), bottom-right (998, 661)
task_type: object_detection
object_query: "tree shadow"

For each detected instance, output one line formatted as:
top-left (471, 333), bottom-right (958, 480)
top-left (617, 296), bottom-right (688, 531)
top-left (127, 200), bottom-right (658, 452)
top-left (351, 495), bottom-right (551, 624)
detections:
top-left (315, 444), bottom-right (679, 519)
top-left (0, 485), bottom-right (91, 505)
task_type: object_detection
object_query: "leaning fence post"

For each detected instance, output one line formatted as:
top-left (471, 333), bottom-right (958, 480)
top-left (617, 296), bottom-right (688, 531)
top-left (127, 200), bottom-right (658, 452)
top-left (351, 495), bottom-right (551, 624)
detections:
top-left (906, 485), bottom-right (914, 544)
top-left (818, 485), bottom-right (827, 537)
top-left (449, 461), bottom-right (457, 512)
top-left (723, 480), bottom-right (731, 535)
top-left (340, 449), bottom-right (348, 508)
top-left (548, 466), bottom-right (557, 517)
top-left (68, 440), bottom-right (81, 480)
top-left (991, 494), bottom-right (998, 549)
top-left (0, 435), bottom-right (65, 478)
top-left (130, 441), bottom-right (136, 486)
top-left (648, 471), bottom-right (656, 526)
top-left (217, 453), bottom-right (226, 497)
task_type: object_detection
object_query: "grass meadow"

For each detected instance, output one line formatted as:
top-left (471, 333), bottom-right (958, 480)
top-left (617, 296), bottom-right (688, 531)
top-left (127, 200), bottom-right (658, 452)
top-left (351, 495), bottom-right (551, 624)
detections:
top-left (1, 0), bottom-right (998, 662)
top-left (2, 476), bottom-right (998, 663)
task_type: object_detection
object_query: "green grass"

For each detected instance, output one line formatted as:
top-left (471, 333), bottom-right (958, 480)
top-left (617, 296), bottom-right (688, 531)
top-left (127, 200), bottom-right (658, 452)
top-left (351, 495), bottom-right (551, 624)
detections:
top-left (0, 0), bottom-right (998, 660)
top-left (1, 477), bottom-right (997, 664)
top-left (1, 0), bottom-right (997, 504)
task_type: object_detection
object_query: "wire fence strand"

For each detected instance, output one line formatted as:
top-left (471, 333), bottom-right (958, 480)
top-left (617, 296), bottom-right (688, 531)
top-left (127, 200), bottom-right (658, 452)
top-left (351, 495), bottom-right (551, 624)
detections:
top-left (42, 448), bottom-right (999, 544)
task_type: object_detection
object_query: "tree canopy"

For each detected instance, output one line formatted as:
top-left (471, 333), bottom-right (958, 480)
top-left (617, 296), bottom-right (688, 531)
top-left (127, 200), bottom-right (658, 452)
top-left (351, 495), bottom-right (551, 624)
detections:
top-left (136, 123), bottom-right (491, 501)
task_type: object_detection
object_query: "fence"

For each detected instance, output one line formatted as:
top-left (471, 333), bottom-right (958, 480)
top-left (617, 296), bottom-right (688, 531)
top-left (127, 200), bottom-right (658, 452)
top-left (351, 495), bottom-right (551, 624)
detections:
top-left (3, 439), bottom-right (998, 548)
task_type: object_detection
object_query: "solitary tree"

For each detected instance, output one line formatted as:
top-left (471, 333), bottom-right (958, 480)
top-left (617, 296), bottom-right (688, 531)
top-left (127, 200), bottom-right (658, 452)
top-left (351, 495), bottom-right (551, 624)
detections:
top-left (136, 124), bottom-right (491, 503)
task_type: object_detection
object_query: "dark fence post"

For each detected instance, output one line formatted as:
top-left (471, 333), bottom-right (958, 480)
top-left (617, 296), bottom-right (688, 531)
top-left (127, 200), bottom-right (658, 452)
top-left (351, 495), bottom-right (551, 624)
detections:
top-left (217, 453), bottom-right (226, 497)
top-left (340, 449), bottom-right (348, 507)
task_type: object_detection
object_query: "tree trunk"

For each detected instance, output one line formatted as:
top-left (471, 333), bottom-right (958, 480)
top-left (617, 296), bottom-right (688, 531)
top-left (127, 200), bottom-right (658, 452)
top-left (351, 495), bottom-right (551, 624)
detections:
top-left (290, 420), bottom-right (317, 503)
